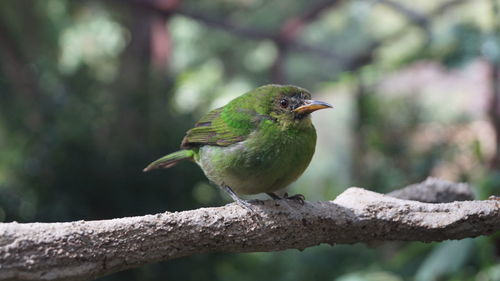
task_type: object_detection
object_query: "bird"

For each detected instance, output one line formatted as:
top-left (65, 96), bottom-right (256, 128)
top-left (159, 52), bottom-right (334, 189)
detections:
top-left (144, 84), bottom-right (332, 209)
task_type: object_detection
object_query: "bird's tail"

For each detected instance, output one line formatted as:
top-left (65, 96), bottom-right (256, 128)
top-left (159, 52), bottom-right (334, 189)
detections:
top-left (143, 150), bottom-right (195, 172)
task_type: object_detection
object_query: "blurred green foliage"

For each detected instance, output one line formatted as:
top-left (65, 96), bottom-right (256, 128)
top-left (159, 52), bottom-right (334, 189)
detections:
top-left (1, 0), bottom-right (499, 280)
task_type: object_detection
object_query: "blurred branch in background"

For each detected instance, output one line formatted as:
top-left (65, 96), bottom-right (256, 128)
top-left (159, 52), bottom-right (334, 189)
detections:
top-left (375, 0), bottom-right (430, 28)
top-left (117, 0), bottom-right (472, 84)
top-left (119, 0), bottom-right (351, 83)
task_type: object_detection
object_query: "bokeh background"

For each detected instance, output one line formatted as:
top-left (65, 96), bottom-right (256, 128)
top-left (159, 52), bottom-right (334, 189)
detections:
top-left (1, 0), bottom-right (500, 280)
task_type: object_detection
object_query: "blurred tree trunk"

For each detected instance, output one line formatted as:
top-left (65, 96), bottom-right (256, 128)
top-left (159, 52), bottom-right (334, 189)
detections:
top-left (351, 72), bottom-right (368, 185)
top-left (489, 63), bottom-right (500, 169)
top-left (112, 12), bottom-right (152, 147)
top-left (106, 5), bottom-right (173, 151)
top-left (0, 12), bottom-right (44, 132)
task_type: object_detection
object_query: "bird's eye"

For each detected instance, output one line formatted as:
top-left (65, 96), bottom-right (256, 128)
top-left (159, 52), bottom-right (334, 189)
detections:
top-left (279, 99), bottom-right (289, 108)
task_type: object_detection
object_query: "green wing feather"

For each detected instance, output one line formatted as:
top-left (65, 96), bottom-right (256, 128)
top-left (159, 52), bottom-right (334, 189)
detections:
top-left (181, 106), bottom-right (258, 148)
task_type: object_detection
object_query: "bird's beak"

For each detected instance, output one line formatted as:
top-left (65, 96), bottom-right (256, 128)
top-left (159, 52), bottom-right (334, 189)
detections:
top-left (294, 100), bottom-right (333, 114)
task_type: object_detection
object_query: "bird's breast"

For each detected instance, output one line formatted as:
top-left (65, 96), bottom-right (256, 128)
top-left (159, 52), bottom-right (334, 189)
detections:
top-left (197, 124), bottom-right (317, 195)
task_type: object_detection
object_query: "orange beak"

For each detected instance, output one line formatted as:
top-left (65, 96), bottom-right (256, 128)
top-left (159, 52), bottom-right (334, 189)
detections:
top-left (293, 100), bottom-right (333, 114)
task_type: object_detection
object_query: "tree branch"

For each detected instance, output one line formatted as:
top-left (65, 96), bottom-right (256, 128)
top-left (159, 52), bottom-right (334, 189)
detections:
top-left (374, 0), bottom-right (429, 29)
top-left (387, 177), bottom-right (474, 203)
top-left (0, 179), bottom-right (498, 281)
top-left (278, 0), bottom-right (344, 41)
top-left (113, 0), bottom-right (470, 79)
top-left (117, 0), bottom-right (360, 69)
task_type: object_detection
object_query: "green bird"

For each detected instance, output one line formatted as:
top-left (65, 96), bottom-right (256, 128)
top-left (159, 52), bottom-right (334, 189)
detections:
top-left (144, 84), bottom-right (332, 209)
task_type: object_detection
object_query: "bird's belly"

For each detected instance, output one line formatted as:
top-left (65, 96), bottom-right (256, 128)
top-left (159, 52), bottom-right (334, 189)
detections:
top-left (197, 133), bottom-right (315, 195)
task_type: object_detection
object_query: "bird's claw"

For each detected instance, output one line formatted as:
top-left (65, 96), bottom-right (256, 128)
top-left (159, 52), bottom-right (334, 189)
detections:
top-left (266, 192), bottom-right (282, 200)
top-left (248, 199), bottom-right (265, 205)
top-left (235, 199), bottom-right (257, 212)
top-left (222, 185), bottom-right (259, 212)
top-left (283, 193), bottom-right (305, 205)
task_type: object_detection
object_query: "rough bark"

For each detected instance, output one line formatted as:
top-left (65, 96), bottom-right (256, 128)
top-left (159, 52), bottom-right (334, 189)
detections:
top-left (0, 178), bottom-right (499, 281)
top-left (386, 177), bottom-right (475, 203)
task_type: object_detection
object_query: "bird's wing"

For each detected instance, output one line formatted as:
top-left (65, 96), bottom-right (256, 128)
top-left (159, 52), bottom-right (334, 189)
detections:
top-left (180, 107), bottom-right (258, 148)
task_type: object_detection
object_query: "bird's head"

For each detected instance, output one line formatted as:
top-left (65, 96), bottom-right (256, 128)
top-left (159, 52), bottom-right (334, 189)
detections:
top-left (259, 85), bottom-right (332, 128)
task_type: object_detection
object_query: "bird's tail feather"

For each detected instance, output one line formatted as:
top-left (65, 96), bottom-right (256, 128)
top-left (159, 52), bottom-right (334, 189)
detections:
top-left (143, 150), bottom-right (194, 172)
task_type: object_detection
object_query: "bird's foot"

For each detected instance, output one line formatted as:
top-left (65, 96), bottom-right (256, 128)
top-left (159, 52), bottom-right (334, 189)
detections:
top-left (247, 199), bottom-right (265, 205)
top-left (235, 199), bottom-right (258, 211)
top-left (266, 192), bottom-right (282, 200)
top-left (283, 192), bottom-right (305, 205)
top-left (267, 192), bottom-right (305, 205)
top-left (222, 185), bottom-right (258, 212)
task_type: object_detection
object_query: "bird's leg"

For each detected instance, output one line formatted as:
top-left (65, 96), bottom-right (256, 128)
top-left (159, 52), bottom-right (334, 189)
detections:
top-left (283, 192), bottom-right (305, 205)
top-left (222, 185), bottom-right (255, 211)
top-left (266, 192), bottom-right (282, 200)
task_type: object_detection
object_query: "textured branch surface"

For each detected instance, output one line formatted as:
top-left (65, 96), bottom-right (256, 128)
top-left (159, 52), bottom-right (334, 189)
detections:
top-left (1, 179), bottom-right (499, 281)
top-left (387, 177), bottom-right (475, 203)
